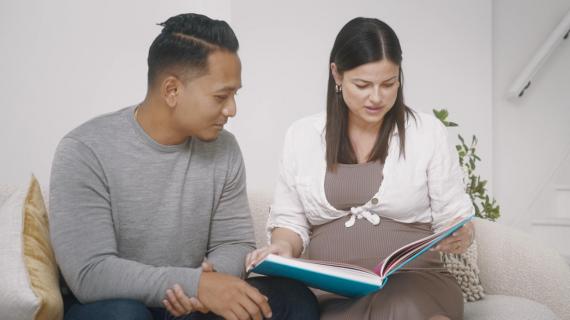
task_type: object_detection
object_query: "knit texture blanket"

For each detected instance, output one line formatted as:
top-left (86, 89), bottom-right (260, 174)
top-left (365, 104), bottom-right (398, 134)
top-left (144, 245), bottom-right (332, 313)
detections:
top-left (443, 240), bottom-right (485, 302)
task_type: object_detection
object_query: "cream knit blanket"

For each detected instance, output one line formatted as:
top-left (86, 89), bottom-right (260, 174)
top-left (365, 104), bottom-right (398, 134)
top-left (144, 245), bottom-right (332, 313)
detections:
top-left (443, 240), bottom-right (485, 302)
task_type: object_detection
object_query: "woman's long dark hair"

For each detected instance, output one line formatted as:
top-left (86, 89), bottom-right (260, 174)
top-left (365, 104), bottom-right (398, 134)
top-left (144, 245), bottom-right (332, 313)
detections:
top-left (325, 17), bottom-right (415, 171)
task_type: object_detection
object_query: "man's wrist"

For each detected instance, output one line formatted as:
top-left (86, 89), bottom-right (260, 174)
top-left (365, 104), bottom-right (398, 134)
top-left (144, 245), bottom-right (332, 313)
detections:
top-left (196, 268), bottom-right (210, 300)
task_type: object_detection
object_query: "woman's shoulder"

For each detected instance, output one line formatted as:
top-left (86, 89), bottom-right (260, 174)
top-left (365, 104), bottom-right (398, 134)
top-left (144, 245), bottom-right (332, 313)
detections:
top-left (280, 112), bottom-right (326, 159)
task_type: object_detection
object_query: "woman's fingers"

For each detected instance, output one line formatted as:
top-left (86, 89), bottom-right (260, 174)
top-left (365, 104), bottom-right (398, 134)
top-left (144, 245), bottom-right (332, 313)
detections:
top-left (246, 247), bottom-right (273, 271)
top-left (433, 232), bottom-right (470, 253)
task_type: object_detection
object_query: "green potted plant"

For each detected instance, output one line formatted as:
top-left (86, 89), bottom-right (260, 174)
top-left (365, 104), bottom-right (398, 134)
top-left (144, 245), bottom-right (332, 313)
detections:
top-left (433, 109), bottom-right (500, 221)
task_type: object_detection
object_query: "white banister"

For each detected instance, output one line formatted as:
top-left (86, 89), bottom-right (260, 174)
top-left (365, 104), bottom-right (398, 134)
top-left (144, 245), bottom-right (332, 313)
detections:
top-left (507, 9), bottom-right (570, 98)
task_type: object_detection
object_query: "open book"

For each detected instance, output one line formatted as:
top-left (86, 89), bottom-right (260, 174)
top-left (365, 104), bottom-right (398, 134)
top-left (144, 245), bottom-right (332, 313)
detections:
top-left (251, 215), bottom-right (473, 297)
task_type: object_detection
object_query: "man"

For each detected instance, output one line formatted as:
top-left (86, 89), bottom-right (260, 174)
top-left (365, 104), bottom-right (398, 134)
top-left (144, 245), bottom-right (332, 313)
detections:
top-left (49, 13), bottom-right (319, 320)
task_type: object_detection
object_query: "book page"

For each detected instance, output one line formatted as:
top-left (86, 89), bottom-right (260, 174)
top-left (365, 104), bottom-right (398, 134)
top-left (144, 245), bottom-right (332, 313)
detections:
top-left (296, 258), bottom-right (376, 275)
top-left (373, 215), bottom-right (473, 277)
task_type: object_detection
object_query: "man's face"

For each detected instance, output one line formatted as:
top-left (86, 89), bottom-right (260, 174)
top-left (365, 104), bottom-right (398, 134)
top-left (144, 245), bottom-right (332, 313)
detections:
top-left (172, 50), bottom-right (242, 142)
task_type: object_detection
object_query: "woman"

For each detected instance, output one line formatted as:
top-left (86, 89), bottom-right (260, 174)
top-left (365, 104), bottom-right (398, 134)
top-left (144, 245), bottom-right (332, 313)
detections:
top-left (247, 17), bottom-right (475, 320)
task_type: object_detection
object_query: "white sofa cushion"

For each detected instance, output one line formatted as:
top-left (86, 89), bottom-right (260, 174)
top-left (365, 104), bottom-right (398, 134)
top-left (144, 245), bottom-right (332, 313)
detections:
top-left (475, 219), bottom-right (570, 319)
top-left (465, 295), bottom-right (559, 320)
top-left (0, 184), bottom-right (39, 320)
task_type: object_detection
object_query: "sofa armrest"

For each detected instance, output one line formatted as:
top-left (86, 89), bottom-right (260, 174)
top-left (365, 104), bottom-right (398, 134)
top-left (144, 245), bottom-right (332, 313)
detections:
top-left (474, 218), bottom-right (570, 319)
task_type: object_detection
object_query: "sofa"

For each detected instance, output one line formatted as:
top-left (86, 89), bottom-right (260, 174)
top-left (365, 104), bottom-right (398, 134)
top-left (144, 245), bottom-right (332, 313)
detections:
top-left (248, 189), bottom-right (570, 320)
top-left (2, 182), bottom-right (570, 320)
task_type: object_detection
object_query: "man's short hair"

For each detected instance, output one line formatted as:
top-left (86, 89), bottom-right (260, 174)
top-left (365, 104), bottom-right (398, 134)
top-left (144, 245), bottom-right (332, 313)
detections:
top-left (147, 13), bottom-right (239, 86)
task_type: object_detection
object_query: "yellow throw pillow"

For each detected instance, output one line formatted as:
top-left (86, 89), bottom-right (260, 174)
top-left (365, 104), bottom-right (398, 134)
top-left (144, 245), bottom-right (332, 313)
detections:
top-left (0, 176), bottom-right (63, 320)
top-left (23, 176), bottom-right (63, 320)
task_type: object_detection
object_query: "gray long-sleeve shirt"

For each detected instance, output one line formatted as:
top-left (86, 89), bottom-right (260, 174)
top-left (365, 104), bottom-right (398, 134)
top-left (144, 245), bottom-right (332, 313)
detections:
top-left (49, 106), bottom-right (256, 307)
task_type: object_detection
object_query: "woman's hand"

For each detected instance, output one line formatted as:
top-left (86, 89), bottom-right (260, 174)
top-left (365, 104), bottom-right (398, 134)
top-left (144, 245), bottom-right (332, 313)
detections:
top-left (432, 220), bottom-right (475, 254)
top-left (245, 240), bottom-right (294, 272)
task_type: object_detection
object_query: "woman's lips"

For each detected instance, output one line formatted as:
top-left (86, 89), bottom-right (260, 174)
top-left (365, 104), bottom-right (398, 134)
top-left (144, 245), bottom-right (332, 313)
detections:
top-left (365, 106), bottom-right (384, 114)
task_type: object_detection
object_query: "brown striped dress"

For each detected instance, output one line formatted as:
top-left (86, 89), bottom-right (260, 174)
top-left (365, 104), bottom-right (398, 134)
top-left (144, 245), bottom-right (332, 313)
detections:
top-left (306, 161), bottom-right (463, 320)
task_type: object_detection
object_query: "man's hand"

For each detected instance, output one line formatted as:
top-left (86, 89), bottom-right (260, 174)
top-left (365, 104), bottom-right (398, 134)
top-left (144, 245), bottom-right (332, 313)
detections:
top-left (198, 272), bottom-right (272, 320)
top-left (432, 220), bottom-right (475, 254)
top-left (162, 261), bottom-right (213, 317)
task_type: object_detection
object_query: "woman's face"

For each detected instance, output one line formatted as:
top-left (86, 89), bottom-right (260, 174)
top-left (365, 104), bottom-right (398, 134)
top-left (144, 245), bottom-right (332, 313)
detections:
top-left (332, 59), bottom-right (400, 128)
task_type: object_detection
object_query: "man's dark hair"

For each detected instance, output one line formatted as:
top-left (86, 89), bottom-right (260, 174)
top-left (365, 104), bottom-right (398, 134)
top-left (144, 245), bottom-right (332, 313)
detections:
top-left (147, 13), bottom-right (239, 86)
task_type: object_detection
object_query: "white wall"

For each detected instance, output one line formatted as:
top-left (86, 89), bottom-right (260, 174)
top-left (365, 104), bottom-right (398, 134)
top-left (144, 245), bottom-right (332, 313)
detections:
top-left (493, 0), bottom-right (570, 226)
top-left (231, 0), bottom-right (493, 195)
top-left (0, 0), bottom-right (230, 187)
top-left (1, 1), bottom-right (493, 201)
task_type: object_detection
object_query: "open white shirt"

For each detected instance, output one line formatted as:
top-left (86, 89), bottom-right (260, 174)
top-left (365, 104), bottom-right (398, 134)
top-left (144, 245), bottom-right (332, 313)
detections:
top-left (267, 110), bottom-right (474, 250)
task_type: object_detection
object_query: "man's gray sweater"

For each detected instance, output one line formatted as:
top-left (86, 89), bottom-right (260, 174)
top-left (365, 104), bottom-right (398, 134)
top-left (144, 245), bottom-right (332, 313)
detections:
top-left (49, 106), bottom-right (256, 307)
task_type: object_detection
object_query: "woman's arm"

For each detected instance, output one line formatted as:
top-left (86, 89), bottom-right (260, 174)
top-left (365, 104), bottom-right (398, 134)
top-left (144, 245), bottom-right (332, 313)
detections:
top-left (426, 117), bottom-right (476, 254)
top-left (271, 227), bottom-right (305, 258)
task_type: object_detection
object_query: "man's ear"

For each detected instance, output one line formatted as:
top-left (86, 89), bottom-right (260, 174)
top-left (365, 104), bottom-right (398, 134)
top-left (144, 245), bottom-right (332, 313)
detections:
top-left (161, 76), bottom-right (181, 108)
top-left (331, 63), bottom-right (343, 85)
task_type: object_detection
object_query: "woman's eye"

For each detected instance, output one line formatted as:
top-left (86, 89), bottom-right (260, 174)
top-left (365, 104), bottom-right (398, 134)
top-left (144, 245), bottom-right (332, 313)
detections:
top-left (383, 82), bottom-right (396, 88)
top-left (215, 96), bottom-right (228, 101)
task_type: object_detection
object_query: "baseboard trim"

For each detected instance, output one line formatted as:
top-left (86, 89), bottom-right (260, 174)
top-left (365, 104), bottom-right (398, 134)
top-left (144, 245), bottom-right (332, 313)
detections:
top-left (532, 217), bottom-right (570, 227)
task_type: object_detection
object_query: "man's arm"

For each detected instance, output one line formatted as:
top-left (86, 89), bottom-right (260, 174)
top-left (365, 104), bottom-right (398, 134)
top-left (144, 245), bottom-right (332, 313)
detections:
top-left (205, 136), bottom-right (256, 277)
top-left (49, 137), bottom-right (202, 307)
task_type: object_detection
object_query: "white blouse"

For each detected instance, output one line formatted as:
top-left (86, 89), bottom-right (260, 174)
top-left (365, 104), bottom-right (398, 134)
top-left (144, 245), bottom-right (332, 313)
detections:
top-left (267, 110), bottom-right (474, 250)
